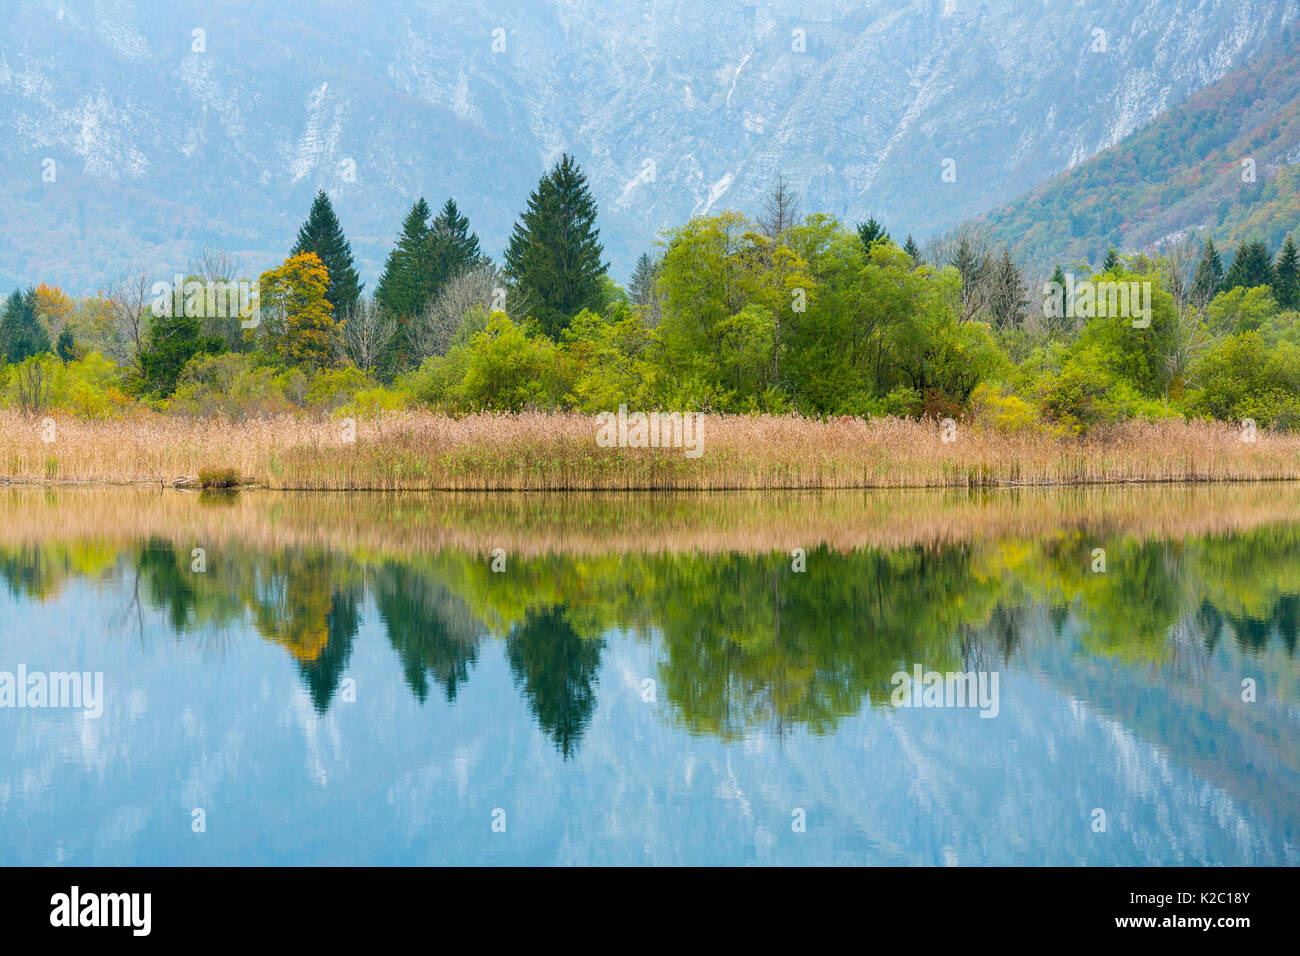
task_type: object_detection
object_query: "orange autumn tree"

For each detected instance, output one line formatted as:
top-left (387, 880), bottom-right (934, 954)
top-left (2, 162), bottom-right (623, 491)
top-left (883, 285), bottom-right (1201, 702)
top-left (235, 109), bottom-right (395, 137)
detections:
top-left (33, 283), bottom-right (74, 335)
top-left (257, 252), bottom-right (339, 369)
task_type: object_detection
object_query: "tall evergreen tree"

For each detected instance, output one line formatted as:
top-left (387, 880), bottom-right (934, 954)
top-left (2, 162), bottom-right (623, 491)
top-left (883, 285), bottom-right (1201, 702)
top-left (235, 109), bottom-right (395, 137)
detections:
top-left (0, 288), bottom-right (51, 363)
top-left (1272, 234), bottom-right (1299, 310)
top-left (1101, 247), bottom-right (1121, 272)
top-left (1223, 240), bottom-right (1275, 292)
top-left (628, 253), bottom-right (660, 307)
top-left (375, 198), bottom-right (433, 321)
top-left (1046, 264), bottom-right (1072, 340)
top-left (990, 249), bottom-right (1027, 331)
top-left (902, 234), bottom-right (920, 266)
top-left (1192, 237), bottom-right (1225, 305)
top-left (504, 153), bottom-right (608, 337)
top-left (431, 198), bottom-right (483, 271)
top-left (857, 218), bottom-right (890, 252)
top-left (291, 190), bottom-right (362, 315)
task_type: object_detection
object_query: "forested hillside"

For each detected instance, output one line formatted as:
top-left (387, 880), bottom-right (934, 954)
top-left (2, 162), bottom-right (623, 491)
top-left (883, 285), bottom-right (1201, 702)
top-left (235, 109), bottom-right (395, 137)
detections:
top-left (981, 24), bottom-right (1300, 270)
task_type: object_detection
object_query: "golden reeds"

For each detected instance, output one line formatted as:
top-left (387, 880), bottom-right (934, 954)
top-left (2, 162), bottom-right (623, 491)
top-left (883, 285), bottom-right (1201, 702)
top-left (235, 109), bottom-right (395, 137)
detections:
top-left (1, 410), bottom-right (1297, 490)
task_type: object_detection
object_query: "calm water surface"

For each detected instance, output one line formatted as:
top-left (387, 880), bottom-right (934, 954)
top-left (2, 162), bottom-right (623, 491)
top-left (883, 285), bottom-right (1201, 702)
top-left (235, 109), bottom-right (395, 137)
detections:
top-left (0, 487), bottom-right (1297, 865)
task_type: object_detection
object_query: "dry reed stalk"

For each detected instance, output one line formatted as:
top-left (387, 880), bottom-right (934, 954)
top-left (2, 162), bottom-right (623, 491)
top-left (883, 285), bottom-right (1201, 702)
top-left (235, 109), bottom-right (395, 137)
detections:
top-left (1, 410), bottom-right (1297, 490)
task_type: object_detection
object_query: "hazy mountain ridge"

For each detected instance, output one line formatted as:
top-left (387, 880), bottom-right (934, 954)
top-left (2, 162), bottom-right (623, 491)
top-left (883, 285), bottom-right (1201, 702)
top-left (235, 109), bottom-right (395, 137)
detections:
top-left (1, 0), bottom-right (1297, 293)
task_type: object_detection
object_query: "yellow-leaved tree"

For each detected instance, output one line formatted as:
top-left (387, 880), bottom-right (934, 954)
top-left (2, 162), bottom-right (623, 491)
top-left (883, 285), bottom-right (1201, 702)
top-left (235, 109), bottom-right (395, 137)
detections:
top-left (257, 252), bottom-right (339, 369)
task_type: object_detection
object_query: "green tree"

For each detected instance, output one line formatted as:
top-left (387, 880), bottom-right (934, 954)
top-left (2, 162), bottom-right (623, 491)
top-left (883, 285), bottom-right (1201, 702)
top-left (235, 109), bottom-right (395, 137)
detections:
top-left (1046, 264), bottom-right (1072, 340)
top-left (430, 197), bottom-right (483, 275)
top-left (1192, 237), bottom-right (1225, 305)
top-left (1223, 240), bottom-right (1275, 293)
top-left (902, 234), bottom-right (920, 266)
top-left (139, 292), bottom-right (223, 396)
top-left (503, 153), bottom-right (608, 337)
top-left (857, 217), bottom-right (891, 251)
top-left (0, 289), bottom-right (51, 364)
top-left (291, 190), bottom-right (362, 315)
top-left (375, 198), bottom-right (433, 322)
top-left (1272, 234), bottom-right (1299, 310)
top-left (1101, 247), bottom-right (1121, 272)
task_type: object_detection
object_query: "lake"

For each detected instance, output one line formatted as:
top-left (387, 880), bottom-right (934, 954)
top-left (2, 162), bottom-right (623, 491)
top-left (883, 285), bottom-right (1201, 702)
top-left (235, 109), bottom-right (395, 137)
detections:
top-left (0, 485), bottom-right (1297, 865)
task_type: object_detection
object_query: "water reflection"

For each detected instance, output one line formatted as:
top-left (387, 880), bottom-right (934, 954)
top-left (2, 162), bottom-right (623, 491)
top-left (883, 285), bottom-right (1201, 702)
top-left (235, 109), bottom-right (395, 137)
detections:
top-left (0, 487), bottom-right (1297, 864)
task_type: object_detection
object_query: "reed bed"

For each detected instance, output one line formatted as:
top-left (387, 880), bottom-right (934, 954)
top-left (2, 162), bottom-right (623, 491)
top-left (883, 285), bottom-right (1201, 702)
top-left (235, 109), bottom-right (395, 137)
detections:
top-left (1, 410), bottom-right (1298, 490)
top-left (2, 483), bottom-right (1298, 559)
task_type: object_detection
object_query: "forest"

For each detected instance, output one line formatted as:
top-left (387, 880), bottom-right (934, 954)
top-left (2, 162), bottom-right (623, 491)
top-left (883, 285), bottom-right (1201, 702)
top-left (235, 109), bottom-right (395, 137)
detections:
top-left (2, 153), bottom-right (1299, 439)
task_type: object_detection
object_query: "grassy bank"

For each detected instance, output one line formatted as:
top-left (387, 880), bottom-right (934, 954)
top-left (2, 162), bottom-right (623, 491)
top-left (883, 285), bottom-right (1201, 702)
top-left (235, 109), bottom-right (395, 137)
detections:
top-left (1, 410), bottom-right (1298, 490)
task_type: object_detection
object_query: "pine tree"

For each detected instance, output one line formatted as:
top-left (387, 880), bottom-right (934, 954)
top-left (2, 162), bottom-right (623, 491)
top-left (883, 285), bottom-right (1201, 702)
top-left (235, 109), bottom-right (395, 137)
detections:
top-left (1223, 240), bottom-right (1275, 292)
top-left (291, 190), bottom-right (362, 315)
top-left (504, 153), bottom-right (608, 337)
top-left (0, 288), bottom-right (52, 363)
top-left (1192, 237), bottom-right (1225, 305)
top-left (1272, 234), bottom-right (1299, 310)
top-left (1102, 247), bottom-right (1121, 272)
top-left (375, 198), bottom-right (433, 322)
top-left (857, 218), bottom-right (890, 252)
top-left (902, 234), bottom-right (920, 266)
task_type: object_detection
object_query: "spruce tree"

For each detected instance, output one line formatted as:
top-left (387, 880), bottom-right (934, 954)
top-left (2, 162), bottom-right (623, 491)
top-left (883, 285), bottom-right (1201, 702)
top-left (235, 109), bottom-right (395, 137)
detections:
top-left (375, 198), bottom-right (433, 321)
top-left (0, 289), bottom-right (51, 363)
top-left (1047, 264), bottom-right (1071, 340)
top-left (628, 253), bottom-right (660, 307)
top-left (1272, 234), bottom-right (1299, 309)
top-left (1223, 240), bottom-right (1275, 292)
top-left (990, 249), bottom-right (1027, 331)
top-left (431, 198), bottom-right (483, 271)
top-left (291, 190), bottom-right (362, 315)
top-left (857, 218), bottom-right (890, 252)
top-left (1192, 237), bottom-right (1225, 305)
top-left (504, 153), bottom-right (608, 337)
top-left (902, 234), bottom-right (920, 266)
top-left (1102, 247), bottom-right (1121, 272)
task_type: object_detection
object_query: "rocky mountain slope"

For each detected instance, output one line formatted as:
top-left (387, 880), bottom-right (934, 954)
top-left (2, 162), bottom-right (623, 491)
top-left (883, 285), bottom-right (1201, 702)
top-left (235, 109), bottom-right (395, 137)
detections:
top-left (1, 0), bottom-right (1297, 293)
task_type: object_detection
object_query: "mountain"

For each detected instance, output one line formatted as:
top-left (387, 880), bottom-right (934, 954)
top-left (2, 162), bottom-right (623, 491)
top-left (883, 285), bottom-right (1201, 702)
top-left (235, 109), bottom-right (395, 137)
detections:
top-left (980, 22), bottom-right (1300, 272)
top-left (1, 0), bottom-right (1297, 294)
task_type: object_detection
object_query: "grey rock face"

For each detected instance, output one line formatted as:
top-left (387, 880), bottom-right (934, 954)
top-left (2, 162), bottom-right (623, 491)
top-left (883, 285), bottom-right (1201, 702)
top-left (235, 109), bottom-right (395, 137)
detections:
top-left (1, 0), bottom-right (1295, 292)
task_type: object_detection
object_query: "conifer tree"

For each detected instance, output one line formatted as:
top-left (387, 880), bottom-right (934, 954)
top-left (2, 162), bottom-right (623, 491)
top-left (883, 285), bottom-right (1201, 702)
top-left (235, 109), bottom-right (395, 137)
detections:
top-left (628, 253), bottom-right (660, 307)
top-left (431, 198), bottom-right (483, 272)
top-left (504, 153), bottom-right (608, 337)
top-left (1046, 263), bottom-right (1072, 340)
top-left (857, 218), bottom-right (890, 252)
top-left (1272, 234), bottom-right (1298, 310)
top-left (291, 190), bottom-right (362, 315)
top-left (375, 198), bottom-right (433, 321)
top-left (0, 288), bottom-right (51, 363)
top-left (902, 235), bottom-right (920, 266)
top-left (1101, 247), bottom-right (1121, 272)
top-left (1192, 237), bottom-right (1225, 305)
top-left (990, 249), bottom-right (1027, 331)
top-left (1223, 240), bottom-right (1275, 292)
